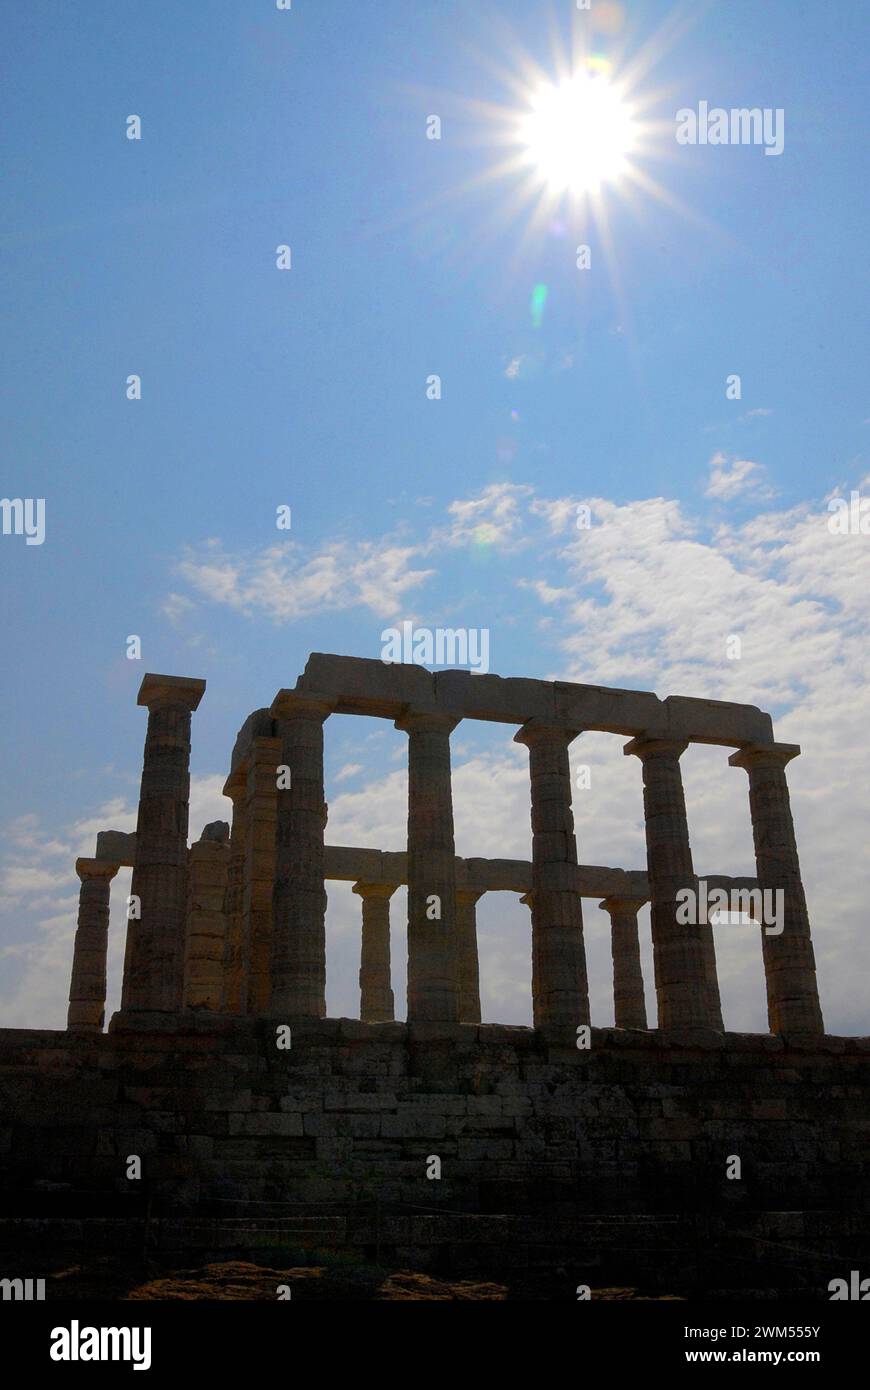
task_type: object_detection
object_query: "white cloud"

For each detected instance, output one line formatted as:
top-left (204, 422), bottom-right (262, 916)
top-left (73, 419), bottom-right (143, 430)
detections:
top-left (439, 482), bottom-right (533, 551)
top-left (705, 451), bottom-right (773, 501)
top-left (176, 538), bottom-right (434, 623)
top-left (4, 481), bottom-right (869, 1036)
top-left (334, 763), bottom-right (364, 783)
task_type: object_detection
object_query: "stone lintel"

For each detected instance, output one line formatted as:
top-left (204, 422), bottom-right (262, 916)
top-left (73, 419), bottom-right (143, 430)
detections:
top-left (664, 695), bottom-right (774, 748)
top-left (295, 652), bottom-right (775, 747)
top-left (318, 843), bottom-right (752, 907)
top-left (270, 689), bottom-right (336, 722)
top-left (137, 673), bottom-right (206, 711)
top-left (95, 830), bottom-right (136, 867)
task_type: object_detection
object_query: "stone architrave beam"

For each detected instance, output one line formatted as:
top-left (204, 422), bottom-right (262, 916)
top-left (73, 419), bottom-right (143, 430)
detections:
top-left (294, 653), bottom-right (774, 748)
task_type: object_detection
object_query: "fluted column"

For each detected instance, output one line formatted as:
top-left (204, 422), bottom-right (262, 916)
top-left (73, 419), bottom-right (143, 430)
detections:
top-left (729, 743), bottom-right (823, 1035)
top-left (395, 710), bottom-right (460, 1022)
top-left (456, 888), bottom-right (483, 1023)
top-left (221, 768), bottom-right (246, 1013)
top-left (120, 674), bottom-right (206, 1017)
top-left (269, 692), bottom-right (334, 1015)
top-left (514, 722), bottom-right (589, 1028)
top-left (599, 896), bottom-right (648, 1030)
top-left (624, 737), bottom-right (715, 1031)
top-left (699, 889), bottom-right (724, 1031)
top-left (519, 890), bottom-right (538, 1012)
top-left (68, 858), bottom-right (118, 1032)
top-left (242, 734), bottom-right (282, 1014)
top-left (183, 825), bottom-right (230, 1011)
top-left (353, 881), bottom-right (396, 1022)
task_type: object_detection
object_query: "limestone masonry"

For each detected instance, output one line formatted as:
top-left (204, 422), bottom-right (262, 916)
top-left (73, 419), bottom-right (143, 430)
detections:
top-left (2, 655), bottom-right (864, 1292)
top-left (66, 653), bottom-right (822, 1038)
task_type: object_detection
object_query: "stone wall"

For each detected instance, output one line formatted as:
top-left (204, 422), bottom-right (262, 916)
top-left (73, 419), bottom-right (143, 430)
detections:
top-left (1, 1022), bottom-right (868, 1289)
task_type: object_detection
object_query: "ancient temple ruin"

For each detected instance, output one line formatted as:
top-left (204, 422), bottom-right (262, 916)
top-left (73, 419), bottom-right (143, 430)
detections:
top-left (67, 653), bottom-right (824, 1039)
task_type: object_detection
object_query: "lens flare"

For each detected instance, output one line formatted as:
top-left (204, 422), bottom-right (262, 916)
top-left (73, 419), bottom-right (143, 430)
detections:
top-left (530, 283), bottom-right (548, 328)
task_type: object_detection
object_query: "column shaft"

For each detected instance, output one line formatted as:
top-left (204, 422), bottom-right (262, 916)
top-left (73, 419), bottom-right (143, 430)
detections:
top-left (514, 723), bottom-right (589, 1028)
top-left (270, 694), bottom-right (333, 1015)
top-left (456, 888), bottom-right (483, 1023)
top-left (121, 675), bottom-right (205, 1016)
top-left (221, 774), bottom-right (247, 1013)
top-left (354, 882), bottom-right (396, 1022)
top-left (242, 736), bottom-right (281, 1014)
top-left (729, 744), bottom-right (823, 1035)
top-left (600, 897), bottom-right (648, 1030)
top-left (183, 838), bottom-right (230, 1010)
top-left (624, 738), bottom-right (715, 1031)
top-left (396, 712), bottom-right (459, 1022)
top-left (68, 859), bottom-right (118, 1032)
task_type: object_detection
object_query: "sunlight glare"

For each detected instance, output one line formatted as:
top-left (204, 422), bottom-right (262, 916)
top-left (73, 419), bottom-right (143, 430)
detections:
top-left (519, 74), bottom-right (636, 195)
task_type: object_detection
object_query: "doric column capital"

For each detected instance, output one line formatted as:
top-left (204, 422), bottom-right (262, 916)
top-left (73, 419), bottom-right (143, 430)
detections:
top-left (728, 742), bottom-right (800, 772)
top-left (623, 735), bottom-right (688, 761)
top-left (352, 880), bottom-right (399, 900)
top-left (599, 896), bottom-right (647, 916)
top-left (513, 720), bottom-right (580, 748)
top-left (394, 709), bottom-right (460, 736)
top-left (137, 673), bottom-right (206, 712)
top-left (270, 690), bottom-right (336, 722)
top-left (75, 857), bottom-right (119, 883)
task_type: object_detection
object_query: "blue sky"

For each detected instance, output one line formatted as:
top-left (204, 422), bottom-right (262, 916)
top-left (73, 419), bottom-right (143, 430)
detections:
top-left (2, 0), bottom-right (869, 1034)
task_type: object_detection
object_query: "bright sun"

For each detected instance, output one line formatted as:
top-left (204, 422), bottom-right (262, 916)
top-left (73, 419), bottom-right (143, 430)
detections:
top-left (519, 74), bottom-right (636, 196)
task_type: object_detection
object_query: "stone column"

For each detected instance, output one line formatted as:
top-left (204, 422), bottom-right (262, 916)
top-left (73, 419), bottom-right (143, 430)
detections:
top-left (728, 743), bottom-right (824, 1035)
top-left (698, 890), bottom-right (724, 1032)
top-left (353, 881), bottom-right (396, 1022)
top-left (68, 858), bottom-right (118, 1032)
top-left (514, 722), bottom-right (589, 1028)
top-left (395, 711), bottom-right (460, 1022)
top-left (242, 734), bottom-right (282, 1014)
top-left (269, 692), bottom-right (334, 1015)
top-left (599, 896), bottom-right (648, 1030)
top-left (623, 737), bottom-right (716, 1031)
top-left (519, 890), bottom-right (538, 1014)
top-left (455, 888), bottom-right (483, 1023)
top-left (183, 824), bottom-right (230, 1011)
top-left (221, 768), bottom-right (247, 1013)
top-left (120, 674), bottom-right (206, 1018)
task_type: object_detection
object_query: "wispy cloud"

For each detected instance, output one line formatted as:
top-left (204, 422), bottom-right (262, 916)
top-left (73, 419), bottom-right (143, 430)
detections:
top-left (175, 537), bottom-right (435, 623)
top-left (704, 451), bottom-right (773, 501)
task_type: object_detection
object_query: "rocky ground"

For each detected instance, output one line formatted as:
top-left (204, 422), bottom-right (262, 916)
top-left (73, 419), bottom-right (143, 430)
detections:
top-left (26, 1255), bottom-right (685, 1301)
